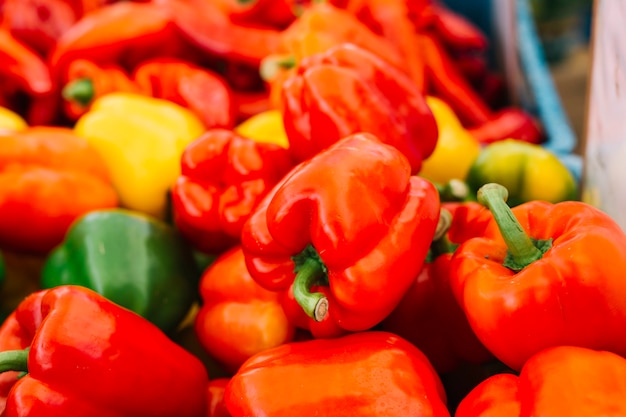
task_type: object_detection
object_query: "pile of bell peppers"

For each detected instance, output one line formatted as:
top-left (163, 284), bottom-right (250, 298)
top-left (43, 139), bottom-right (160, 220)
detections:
top-left (0, 1), bottom-right (621, 416)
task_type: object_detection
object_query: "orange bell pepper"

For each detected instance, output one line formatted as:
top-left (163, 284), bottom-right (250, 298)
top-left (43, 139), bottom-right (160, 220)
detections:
top-left (450, 183), bottom-right (626, 371)
top-left (195, 246), bottom-right (296, 373)
top-left (0, 126), bottom-right (118, 254)
top-left (456, 346), bottom-right (626, 416)
top-left (224, 331), bottom-right (450, 416)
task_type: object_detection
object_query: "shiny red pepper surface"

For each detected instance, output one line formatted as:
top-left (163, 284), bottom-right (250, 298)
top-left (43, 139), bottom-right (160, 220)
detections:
top-left (0, 285), bottom-right (208, 416)
top-left (225, 331), bottom-right (450, 417)
top-left (241, 133), bottom-right (440, 332)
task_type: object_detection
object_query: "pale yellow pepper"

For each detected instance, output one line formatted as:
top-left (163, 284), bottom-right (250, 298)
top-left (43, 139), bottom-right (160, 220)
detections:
top-left (235, 109), bottom-right (290, 149)
top-left (0, 106), bottom-right (28, 132)
top-left (74, 93), bottom-right (205, 219)
top-left (420, 96), bottom-right (481, 184)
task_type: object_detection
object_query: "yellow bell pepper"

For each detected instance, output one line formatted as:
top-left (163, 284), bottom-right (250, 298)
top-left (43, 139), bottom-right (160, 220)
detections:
top-left (234, 110), bottom-right (289, 149)
top-left (74, 93), bottom-right (205, 219)
top-left (0, 106), bottom-right (28, 132)
top-left (420, 96), bottom-right (481, 184)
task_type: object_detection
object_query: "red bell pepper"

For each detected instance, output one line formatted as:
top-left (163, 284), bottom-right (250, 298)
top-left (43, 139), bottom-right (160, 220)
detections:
top-left (241, 133), bottom-right (440, 332)
top-left (349, 0), bottom-right (427, 89)
top-left (0, 285), bottom-right (208, 415)
top-left (49, 2), bottom-right (188, 77)
top-left (171, 129), bottom-right (294, 254)
top-left (280, 43), bottom-right (438, 173)
top-left (224, 331), bottom-right (450, 417)
top-left (133, 58), bottom-right (236, 129)
top-left (455, 345), bottom-right (626, 416)
top-left (195, 246), bottom-right (296, 373)
top-left (467, 108), bottom-right (544, 145)
top-left (450, 183), bottom-right (626, 371)
top-left (61, 59), bottom-right (142, 120)
top-left (214, 0), bottom-right (298, 29)
top-left (429, 4), bottom-right (488, 52)
top-left (207, 378), bottom-right (231, 417)
top-left (381, 202), bottom-right (494, 374)
top-left (154, 0), bottom-right (281, 67)
top-left (0, 126), bottom-right (118, 254)
top-left (0, 30), bottom-right (57, 125)
top-left (0, 0), bottom-right (108, 56)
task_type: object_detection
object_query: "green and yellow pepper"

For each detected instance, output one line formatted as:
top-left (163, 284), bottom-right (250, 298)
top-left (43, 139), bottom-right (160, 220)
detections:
top-left (466, 139), bottom-right (578, 206)
top-left (41, 209), bottom-right (199, 333)
top-left (74, 92), bottom-right (206, 219)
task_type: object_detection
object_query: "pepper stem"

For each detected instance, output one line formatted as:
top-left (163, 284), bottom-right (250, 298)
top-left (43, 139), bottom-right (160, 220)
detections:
top-left (292, 257), bottom-right (329, 322)
top-left (259, 55), bottom-right (297, 82)
top-left (291, 245), bottom-right (329, 322)
top-left (62, 78), bottom-right (94, 107)
top-left (430, 208), bottom-right (456, 258)
top-left (477, 183), bottom-right (550, 271)
top-left (0, 348), bottom-right (29, 374)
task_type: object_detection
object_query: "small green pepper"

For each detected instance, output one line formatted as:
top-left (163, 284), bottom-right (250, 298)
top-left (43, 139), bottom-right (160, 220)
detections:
top-left (41, 209), bottom-right (199, 333)
top-left (466, 139), bottom-right (578, 207)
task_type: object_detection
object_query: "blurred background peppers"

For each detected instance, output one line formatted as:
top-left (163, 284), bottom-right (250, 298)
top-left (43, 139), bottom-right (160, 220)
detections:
top-left (0, 30), bottom-right (57, 125)
top-left (466, 139), bottom-right (578, 206)
top-left (40, 209), bottom-right (200, 334)
top-left (280, 43), bottom-right (438, 173)
top-left (171, 128), bottom-right (294, 255)
top-left (74, 92), bottom-right (205, 219)
top-left (0, 126), bottom-right (118, 255)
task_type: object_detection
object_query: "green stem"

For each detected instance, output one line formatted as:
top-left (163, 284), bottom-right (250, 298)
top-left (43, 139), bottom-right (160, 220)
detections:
top-left (259, 55), bottom-right (297, 82)
top-left (0, 348), bottom-right (29, 374)
top-left (292, 257), bottom-right (329, 322)
top-left (478, 183), bottom-right (549, 271)
top-left (429, 209), bottom-right (456, 259)
top-left (436, 179), bottom-right (472, 202)
top-left (62, 78), bottom-right (94, 107)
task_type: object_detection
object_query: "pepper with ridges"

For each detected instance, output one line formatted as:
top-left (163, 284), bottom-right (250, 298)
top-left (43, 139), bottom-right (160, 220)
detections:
top-left (241, 132), bottom-right (440, 332)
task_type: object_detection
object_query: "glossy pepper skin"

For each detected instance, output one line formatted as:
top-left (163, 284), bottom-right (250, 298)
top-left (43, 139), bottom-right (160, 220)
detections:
top-left (41, 209), bottom-right (199, 334)
top-left (195, 246), bottom-right (295, 373)
top-left (455, 346), bottom-right (626, 417)
top-left (466, 139), bottom-right (578, 207)
top-left (0, 285), bottom-right (208, 416)
top-left (241, 133), bottom-right (440, 332)
top-left (281, 43), bottom-right (438, 173)
top-left (155, 0), bottom-right (280, 67)
top-left (450, 183), bottom-right (626, 371)
top-left (49, 2), bottom-right (187, 77)
top-left (75, 92), bottom-right (205, 219)
top-left (172, 129), bottom-right (294, 254)
top-left (1, 0), bottom-right (107, 56)
top-left (381, 202), bottom-right (494, 374)
top-left (0, 126), bottom-right (118, 254)
top-left (133, 58), bottom-right (236, 130)
top-left (225, 331), bottom-right (450, 417)
top-left (61, 59), bottom-right (142, 121)
top-left (0, 30), bottom-right (57, 125)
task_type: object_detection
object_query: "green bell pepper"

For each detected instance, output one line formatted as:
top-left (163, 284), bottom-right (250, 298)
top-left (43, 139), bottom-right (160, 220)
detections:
top-left (466, 139), bottom-right (578, 207)
top-left (41, 209), bottom-right (199, 333)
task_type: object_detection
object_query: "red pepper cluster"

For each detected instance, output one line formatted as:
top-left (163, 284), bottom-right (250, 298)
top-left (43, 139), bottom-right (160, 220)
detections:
top-left (2, 1), bottom-right (626, 417)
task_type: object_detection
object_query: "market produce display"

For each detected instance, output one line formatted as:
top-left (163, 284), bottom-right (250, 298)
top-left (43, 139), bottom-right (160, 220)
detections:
top-left (0, 0), bottom-right (617, 415)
